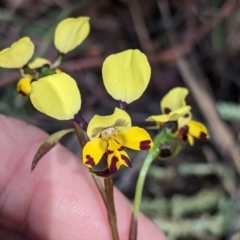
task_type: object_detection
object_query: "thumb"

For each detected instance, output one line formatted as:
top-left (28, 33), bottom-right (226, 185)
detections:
top-left (0, 115), bottom-right (167, 240)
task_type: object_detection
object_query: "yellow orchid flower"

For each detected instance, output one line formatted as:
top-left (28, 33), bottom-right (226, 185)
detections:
top-left (102, 49), bottom-right (151, 104)
top-left (83, 108), bottom-right (153, 174)
top-left (147, 87), bottom-right (210, 145)
top-left (0, 37), bottom-right (34, 69)
top-left (54, 17), bottom-right (90, 54)
top-left (30, 72), bottom-right (81, 120)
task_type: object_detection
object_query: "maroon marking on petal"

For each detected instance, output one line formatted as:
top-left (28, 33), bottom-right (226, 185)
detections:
top-left (117, 145), bottom-right (125, 151)
top-left (164, 107), bottom-right (171, 114)
top-left (107, 149), bottom-right (114, 154)
top-left (178, 126), bottom-right (189, 142)
top-left (183, 113), bottom-right (190, 118)
top-left (109, 156), bottom-right (119, 174)
top-left (85, 155), bottom-right (96, 167)
top-left (121, 154), bottom-right (132, 168)
top-left (139, 140), bottom-right (152, 150)
top-left (199, 132), bottom-right (207, 140)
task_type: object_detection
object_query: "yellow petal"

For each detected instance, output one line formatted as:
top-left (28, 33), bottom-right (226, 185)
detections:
top-left (107, 139), bottom-right (131, 173)
top-left (187, 120), bottom-right (210, 140)
top-left (30, 72), bottom-right (81, 120)
top-left (29, 57), bottom-right (51, 69)
top-left (17, 76), bottom-right (33, 95)
top-left (102, 49), bottom-right (151, 104)
top-left (87, 108), bottom-right (131, 140)
top-left (115, 127), bottom-right (152, 150)
top-left (0, 37), bottom-right (34, 68)
top-left (83, 138), bottom-right (107, 168)
top-left (187, 134), bottom-right (194, 146)
top-left (168, 106), bottom-right (191, 121)
top-left (54, 17), bottom-right (90, 54)
top-left (146, 106), bottom-right (191, 123)
top-left (161, 87), bottom-right (189, 113)
top-left (146, 114), bottom-right (172, 122)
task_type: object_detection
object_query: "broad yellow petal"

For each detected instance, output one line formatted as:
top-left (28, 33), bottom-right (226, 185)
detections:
top-left (0, 37), bottom-right (34, 68)
top-left (54, 17), bottom-right (90, 54)
top-left (87, 108), bottom-right (131, 140)
top-left (187, 120), bottom-right (210, 140)
top-left (115, 127), bottom-right (152, 150)
top-left (17, 76), bottom-right (33, 95)
top-left (161, 87), bottom-right (189, 113)
top-left (107, 139), bottom-right (131, 173)
top-left (102, 49), bottom-right (151, 104)
top-left (29, 57), bottom-right (51, 69)
top-left (82, 138), bottom-right (107, 168)
top-left (146, 106), bottom-right (191, 123)
top-left (30, 72), bottom-right (81, 120)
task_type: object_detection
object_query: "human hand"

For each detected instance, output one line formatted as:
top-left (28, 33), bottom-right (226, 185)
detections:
top-left (0, 115), bottom-right (167, 240)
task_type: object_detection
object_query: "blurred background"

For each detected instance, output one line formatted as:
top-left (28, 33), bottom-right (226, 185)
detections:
top-left (1, 0), bottom-right (240, 239)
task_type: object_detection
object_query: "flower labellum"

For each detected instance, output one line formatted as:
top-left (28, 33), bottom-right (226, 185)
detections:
top-left (54, 17), bottom-right (90, 54)
top-left (17, 76), bottom-right (33, 95)
top-left (30, 72), bottom-right (81, 120)
top-left (102, 49), bottom-right (151, 104)
top-left (0, 37), bottom-right (34, 69)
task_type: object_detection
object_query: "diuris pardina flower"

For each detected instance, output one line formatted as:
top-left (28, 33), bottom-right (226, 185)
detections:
top-left (102, 49), bottom-right (151, 104)
top-left (147, 87), bottom-right (209, 145)
top-left (83, 108), bottom-right (153, 174)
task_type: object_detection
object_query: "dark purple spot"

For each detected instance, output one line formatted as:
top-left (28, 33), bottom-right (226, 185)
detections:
top-left (121, 155), bottom-right (132, 168)
top-left (199, 132), bottom-right (207, 140)
top-left (164, 108), bottom-right (171, 114)
top-left (109, 156), bottom-right (119, 174)
top-left (183, 113), bottom-right (190, 118)
top-left (118, 100), bottom-right (129, 110)
top-left (139, 140), bottom-right (152, 150)
top-left (159, 148), bottom-right (172, 158)
top-left (85, 155), bottom-right (96, 167)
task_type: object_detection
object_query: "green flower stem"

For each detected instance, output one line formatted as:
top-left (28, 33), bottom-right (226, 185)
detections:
top-left (73, 121), bottom-right (119, 240)
top-left (129, 129), bottom-right (168, 240)
top-left (104, 177), bottom-right (119, 240)
top-left (52, 53), bottom-right (63, 69)
top-left (22, 65), bottom-right (36, 77)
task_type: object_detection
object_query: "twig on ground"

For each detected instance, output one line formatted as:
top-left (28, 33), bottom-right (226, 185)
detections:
top-left (128, 0), bottom-right (154, 54)
top-left (202, 145), bottom-right (237, 197)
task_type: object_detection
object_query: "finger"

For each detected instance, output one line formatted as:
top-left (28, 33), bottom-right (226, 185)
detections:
top-left (0, 115), bottom-right (167, 240)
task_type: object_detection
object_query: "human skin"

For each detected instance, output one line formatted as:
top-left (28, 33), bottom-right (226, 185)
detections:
top-left (0, 115), bottom-right (167, 240)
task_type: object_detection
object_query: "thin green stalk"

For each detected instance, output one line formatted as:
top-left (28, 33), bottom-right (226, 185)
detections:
top-left (73, 121), bottom-right (119, 240)
top-left (129, 129), bottom-right (168, 240)
top-left (104, 177), bottom-right (119, 240)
